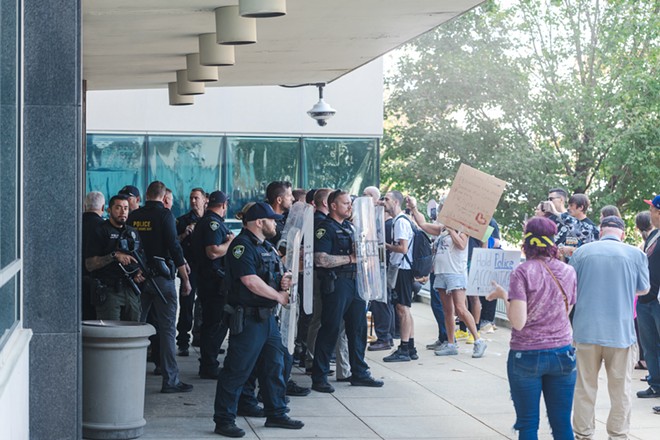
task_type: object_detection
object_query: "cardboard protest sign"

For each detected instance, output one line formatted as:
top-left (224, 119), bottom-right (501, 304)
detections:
top-left (438, 164), bottom-right (507, 240)
top-left (467, 248), bottom-right (521, 296)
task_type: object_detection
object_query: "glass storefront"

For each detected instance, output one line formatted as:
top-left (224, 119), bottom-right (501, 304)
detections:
top-left (86, 134), bottom-right (379, 220)
top-left (0, 0), bottom-right (20, 347)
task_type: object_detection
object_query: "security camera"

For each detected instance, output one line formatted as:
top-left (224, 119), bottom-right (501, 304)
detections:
top-left (307, 84), bottom-right (336, 126)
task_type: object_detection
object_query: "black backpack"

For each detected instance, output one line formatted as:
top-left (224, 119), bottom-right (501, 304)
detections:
top-left (394, 215), bottom-right (433, 278)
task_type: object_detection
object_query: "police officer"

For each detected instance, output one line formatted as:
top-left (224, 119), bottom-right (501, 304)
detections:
top-left (128, 180), bottom-right (193, 394)
top-left (191, 190), bottom-right (234, 379)
top-left (213, 202), bottom-right (304, 438)
top-left (119, 184), bottom-right (141, 212)
top-left (311, 190), bottom-right (384, 393)
top-left (175, 187), bottom-right (207, 356)
top-left (85, 195), bottom-right (143, 321)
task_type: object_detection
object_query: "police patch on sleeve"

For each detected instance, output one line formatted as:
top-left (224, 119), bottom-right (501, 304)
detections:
top-left (316, 228), bottom-right (326, 239)
top-left (232, 245), bottom-right (245, 259)
top-left (210, 221), bottom-right (220, 231)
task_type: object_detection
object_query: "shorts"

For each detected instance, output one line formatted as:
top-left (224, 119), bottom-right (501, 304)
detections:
top-left (393, 269), bottom-right (413, 307)
top-left (433, 273), bottom-right (466, 293)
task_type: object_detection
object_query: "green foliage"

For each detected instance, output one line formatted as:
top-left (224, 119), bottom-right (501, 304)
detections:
top-left (383, 0), bottom-right (660, 244)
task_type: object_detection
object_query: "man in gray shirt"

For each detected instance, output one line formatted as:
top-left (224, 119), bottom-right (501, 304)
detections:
top-left (570, 216), bottom-right (650, 440)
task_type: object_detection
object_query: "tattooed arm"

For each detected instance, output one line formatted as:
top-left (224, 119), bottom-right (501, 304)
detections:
top-left (314, 252), bottom-right (354, 268)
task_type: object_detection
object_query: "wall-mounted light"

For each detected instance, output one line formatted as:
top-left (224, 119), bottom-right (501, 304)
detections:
top-left (198, 33), bottom-right (236, 66)
top-left (239, 0), bottom-right (286, 18)
top-left (168, 82), bottom-right (194, 106)
top-left (176, 70), bottom-right (205, 95)
top-left (186, 53), bottom-right (219, 82)
top-left (215, 5), bottom-right (257, 45)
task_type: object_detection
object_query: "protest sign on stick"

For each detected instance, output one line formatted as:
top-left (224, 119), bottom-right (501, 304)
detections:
top-left (467, 248), bottom-right (521, 296)
top-left (438, 164), bottom-right (507, 240)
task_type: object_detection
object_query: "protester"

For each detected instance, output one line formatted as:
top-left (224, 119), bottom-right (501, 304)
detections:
top-left (488, 216), bottom-right (577, 439)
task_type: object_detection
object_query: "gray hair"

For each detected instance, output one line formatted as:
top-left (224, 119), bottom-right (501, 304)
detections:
top-left (363, 186), bottom-right (381, 201)
top-left (85, 191), bottom-right (105, 211)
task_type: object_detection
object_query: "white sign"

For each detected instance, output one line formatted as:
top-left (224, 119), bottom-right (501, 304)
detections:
top-left (467, 248), bottom-right (521, 296)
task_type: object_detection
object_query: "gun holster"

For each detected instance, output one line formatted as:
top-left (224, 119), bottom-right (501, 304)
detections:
top-left (90, 278), bottom-right (110, 306)
top-left (152, 256), bottom-right (175, 280)
top-left (224, 304), bottom-right (244, 335)
top-left (320, 271), bottom-right (337, 295)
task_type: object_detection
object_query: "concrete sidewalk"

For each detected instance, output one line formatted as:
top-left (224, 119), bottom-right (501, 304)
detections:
top-left (141, 302), bottom-right (659, 439)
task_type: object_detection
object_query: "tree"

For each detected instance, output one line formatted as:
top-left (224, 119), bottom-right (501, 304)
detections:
top-left (383, 0), bottom-right (660, 242)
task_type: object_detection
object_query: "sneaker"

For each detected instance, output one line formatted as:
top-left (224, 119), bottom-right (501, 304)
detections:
top-left (637, 387), bottom-right (660, 398)
top-left (425, 339), bottom-right (444, 350)
top-left (383, 348), bottom-right (411, 363)
top-left (435, 343), bottom-right (459, 356)
top-left (336, 376), bottom-right (352, 382)
top-left (368, 340), bottom-right (391, 351)
top-left (409, 347), bottom-right (419, 360)
top-left (214, 422), bottom-right (245, 438)
top-left (455, 329), bottom-right (469, 341)
top-left (286, 380), bottom-right (311, 397)
top-left (481, 322), bottom-right (496, 334)
top-left (472, 339), bottom-right (487, 358)
top-left (161, 382), bottom-right (194, 393)
top-left (466, 332), bottom-right (480, 345)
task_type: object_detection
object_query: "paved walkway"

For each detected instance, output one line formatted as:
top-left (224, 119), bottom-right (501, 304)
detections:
top-left (141, 302), bottom-right (659, 439)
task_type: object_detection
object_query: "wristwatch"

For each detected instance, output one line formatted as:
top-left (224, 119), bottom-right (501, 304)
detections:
top-left (111, 252), bottom-right (117, 260)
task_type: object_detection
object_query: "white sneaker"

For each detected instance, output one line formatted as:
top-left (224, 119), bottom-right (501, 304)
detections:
top-left (472, 339), bottom-right (487, 358)
top-left (434, 343), bottom-right (458, 356)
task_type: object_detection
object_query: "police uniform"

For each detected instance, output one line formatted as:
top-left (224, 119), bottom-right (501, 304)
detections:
top-left (85, 220), bottom-right (142, 321)
top-left (311, 216), bottom-right (375, 388)
top-left (128, 200), bottom-right (188, 390)
top-left (175, 209), bottom-right (201, 352)
top-left (191, 209), bottom-right (230, 377)
top-left (213, 229), bottom-right (288, 426)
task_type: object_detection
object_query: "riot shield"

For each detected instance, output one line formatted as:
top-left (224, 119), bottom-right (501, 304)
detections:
top-left (352, 197), bottom-right (386, 302)
top-left (280, 225), bottom-right (301, 354)
top-left (279, 201), bottom-right (314, 314)
top-left (374, 205), bottom-right (388, 302)
top-left (301, 204), bottom-right (314, 314)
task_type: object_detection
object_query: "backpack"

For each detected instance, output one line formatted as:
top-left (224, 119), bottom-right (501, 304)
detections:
top-left (394, 215), bottom-right (433, 278)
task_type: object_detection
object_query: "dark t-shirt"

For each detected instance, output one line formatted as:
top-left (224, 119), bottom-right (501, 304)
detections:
top-left (641, 229), bottom-right (660, 304)
top-left (176, 210), bottom-right (201, 264)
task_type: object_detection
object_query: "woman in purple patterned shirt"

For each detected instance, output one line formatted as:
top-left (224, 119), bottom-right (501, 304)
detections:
top-left (488, 216), bottom-right (577, 440)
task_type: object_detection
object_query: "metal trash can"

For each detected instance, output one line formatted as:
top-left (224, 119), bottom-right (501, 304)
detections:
top-left (82, 320), bottom-right (156, 440)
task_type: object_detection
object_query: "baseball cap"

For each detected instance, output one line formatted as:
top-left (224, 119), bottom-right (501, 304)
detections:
top-left (243, 202), bottom-right (284, 222)
top-left (600, 215), bottom-right (625, 230)
top-left (644, 195), bottom-right (660, 210)
top-left (208, 190), bottom-right (228, 206)
top-left (118, 185), bottom-right (140, 198)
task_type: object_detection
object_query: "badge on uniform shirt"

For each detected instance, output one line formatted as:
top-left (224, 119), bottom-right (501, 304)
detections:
top-left (130, 230), bottom-right (137, 240)
top-left (232, 245), bottom-right (245, 259)
top-left (316, 228), bottom-right (326, 239)
top-left (210, 221), bottom-right (220, 231)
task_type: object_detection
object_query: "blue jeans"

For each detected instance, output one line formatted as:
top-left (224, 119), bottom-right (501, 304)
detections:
top-left (636, 300), bottom-right (660, 391)
top-left (429, 276), bottom-right (448, 342)
top-left (507, 345), bottom-right (576, 440)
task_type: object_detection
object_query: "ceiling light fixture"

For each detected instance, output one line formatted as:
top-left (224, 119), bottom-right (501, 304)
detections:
top-left (239, 0), bottom-right (286, 18)
top-left (176, 70), bottom-right (205, 95)
top-left (168, 82), bottom-right (194, 106)
top-left (215, 6), bottom-right (257, 45)
top-left (186, 53), bottom-right (219, 82)
top-left (198, 33), bottom-right (236, 66)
